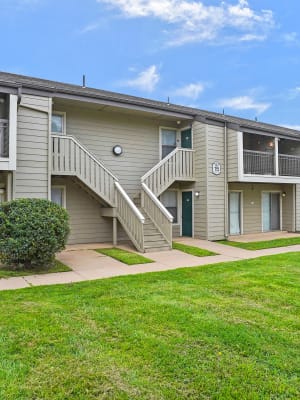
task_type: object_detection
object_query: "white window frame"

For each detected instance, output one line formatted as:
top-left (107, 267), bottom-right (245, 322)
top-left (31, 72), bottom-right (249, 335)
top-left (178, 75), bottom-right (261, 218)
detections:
top-left (160, 188), bottom-right (180, 225)
top-left (261, 190), bottom-right (282, 232)
top-left (51, 111), bottom-right (66, 135)
top-left (51, 185), bottom-right (66, 208)
top-left (159, 127), bottom-right (179, 159)
top-left (228, 190), bottom-right (244, 236)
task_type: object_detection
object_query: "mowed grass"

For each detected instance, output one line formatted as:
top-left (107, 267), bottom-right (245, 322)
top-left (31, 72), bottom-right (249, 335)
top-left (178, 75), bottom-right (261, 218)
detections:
top-left (0, 259), bottom-right (71, 279)
top-left (173, 241), bottom-right (217, 257)
top-left (219, 236), bottom-right (300, 250)
top-left (0, 253), bottom-right (299, 399)
top-left (96, 247), bottom-right (154, 265)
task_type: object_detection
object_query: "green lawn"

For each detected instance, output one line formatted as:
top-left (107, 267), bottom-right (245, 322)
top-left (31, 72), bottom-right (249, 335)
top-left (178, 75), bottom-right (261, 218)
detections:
top-left (0, 253), bottom-right (299, 399)
top-left (219, 236), bottom-right (300, 250)
top-left (0, 259), bottom-right (71, 279)
top-left (173, 241), bottom-right (217, 257)
top-left (96, 247), bottom-right (154, 265)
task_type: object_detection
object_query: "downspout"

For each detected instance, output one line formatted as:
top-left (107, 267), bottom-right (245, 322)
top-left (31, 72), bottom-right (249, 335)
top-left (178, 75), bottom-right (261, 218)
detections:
top-left (224, 121), bottom-right (229, 239)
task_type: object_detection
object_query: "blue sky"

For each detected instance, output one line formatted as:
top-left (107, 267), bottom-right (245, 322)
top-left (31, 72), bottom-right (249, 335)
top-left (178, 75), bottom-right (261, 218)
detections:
top-left (1, 0), bottom-right (300, 128)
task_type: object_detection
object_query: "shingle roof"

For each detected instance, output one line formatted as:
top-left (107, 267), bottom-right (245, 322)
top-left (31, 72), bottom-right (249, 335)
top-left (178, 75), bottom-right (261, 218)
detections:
top-left (0, 70), bottom-right (299, 138)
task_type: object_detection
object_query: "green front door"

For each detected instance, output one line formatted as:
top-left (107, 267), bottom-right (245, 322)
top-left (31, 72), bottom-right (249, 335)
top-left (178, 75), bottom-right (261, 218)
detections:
top-left (182, 191), bottom-right (193, 237)
top-left (181, 128), bottom-right (192, 149)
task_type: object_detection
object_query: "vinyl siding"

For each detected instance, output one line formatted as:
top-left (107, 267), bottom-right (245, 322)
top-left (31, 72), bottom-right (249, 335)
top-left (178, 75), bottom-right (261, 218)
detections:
top-left (60, 106), bottom-right (178, 197)
top-left (229, 183), bottom-right (294, 234)
top-left (192, 121), bottom-right (207, 238)
top-left (52, 177), bottom-right (113, 244)
top-left (227, 128), bottom-right (239, 181)
top-left (206, 124), bottom-right (225, 240)
top-left (15, 96), bottom-right (50, 199)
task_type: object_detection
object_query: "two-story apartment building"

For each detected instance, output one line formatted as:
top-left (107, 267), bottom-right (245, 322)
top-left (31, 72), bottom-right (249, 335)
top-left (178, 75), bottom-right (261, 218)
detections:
top-left (1, 71), bottom-right (300, 252)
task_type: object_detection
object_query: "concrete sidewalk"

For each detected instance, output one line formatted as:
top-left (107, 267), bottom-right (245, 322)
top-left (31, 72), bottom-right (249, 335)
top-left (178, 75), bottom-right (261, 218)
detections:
top-left (1, 239), bottom-right (300, 291)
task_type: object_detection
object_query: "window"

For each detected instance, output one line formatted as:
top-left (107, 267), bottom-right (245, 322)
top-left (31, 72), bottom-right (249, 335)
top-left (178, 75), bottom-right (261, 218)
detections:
top-left (51, 186), bottom-right (66, 208)
top-left (160, 190), bottom-right (178, 223)
top-left (161, 128), bottom-right (177, 158)
top-left (51, 113), bottom-right (65, 134)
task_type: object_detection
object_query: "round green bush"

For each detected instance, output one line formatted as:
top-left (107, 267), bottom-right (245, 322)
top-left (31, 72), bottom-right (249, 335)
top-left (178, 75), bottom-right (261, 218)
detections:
top-left (0, 198), bottom-right (70, 269)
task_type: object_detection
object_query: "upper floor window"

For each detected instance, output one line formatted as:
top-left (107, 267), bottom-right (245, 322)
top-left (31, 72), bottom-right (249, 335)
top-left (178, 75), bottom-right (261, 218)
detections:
top-left (51, 112), bottom-right (66, 135)
top-left (161, 128), bottom-right (177, 158)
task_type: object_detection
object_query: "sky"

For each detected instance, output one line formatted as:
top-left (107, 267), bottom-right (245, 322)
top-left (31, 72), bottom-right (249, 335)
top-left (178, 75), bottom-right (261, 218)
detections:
top-left (1, 0), bottom-right (300, 128)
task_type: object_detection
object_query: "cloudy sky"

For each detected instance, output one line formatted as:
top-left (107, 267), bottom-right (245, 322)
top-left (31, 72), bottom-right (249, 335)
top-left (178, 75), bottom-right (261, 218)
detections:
top-left (1, 0), bottom-right (300, 128)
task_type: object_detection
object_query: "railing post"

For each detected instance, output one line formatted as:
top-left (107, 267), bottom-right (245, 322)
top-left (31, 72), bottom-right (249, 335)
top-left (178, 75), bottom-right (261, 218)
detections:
top-left (275, 138), bottom-right (279, 176)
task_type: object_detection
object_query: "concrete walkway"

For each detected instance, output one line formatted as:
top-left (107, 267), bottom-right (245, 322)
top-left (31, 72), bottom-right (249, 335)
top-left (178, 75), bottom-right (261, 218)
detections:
top-left (1, 238), bottom-right (300, 291)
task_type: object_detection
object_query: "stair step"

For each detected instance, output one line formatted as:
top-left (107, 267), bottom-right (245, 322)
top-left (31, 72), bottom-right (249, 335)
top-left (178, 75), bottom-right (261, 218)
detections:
top-left (144, 236), bottom-right (167, 243)
top-left (144, 245), bottom-right (170, 253)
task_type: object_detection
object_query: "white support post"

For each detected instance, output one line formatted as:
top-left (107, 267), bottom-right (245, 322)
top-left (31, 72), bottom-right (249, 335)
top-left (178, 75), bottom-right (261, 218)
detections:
top-left (113, 217), bottom-right (117, 247)
top-left (8, 94), bottom-right (18, 170)
top-left (275, 137), bottom-right (279, 176)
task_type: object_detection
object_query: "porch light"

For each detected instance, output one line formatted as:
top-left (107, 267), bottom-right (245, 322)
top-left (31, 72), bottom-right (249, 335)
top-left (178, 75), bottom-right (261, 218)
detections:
top-left (282, 192), bottom-right (287, 198)
top-left (268, 140), bottom-right (274, 148)
top-left (194, 191), bottom-right (200, 197)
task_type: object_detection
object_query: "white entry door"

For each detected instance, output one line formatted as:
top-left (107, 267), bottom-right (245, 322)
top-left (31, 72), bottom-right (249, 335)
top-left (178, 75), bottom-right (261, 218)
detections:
top-left (229, 192), bottom-right (241, 235)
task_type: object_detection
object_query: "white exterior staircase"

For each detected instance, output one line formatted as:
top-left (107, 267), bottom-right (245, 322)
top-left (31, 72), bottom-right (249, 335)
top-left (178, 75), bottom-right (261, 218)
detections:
top-left (52, 135), bottom-right (194, 252)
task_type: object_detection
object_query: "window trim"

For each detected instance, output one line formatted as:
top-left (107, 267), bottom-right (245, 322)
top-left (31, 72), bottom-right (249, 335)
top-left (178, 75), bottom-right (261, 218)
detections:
top-left (51, 185), bottom-right (66, 208)
top-left (159, 126), bottom-right (179, 160)
top-left (51, 111), bottom-right (66, 135)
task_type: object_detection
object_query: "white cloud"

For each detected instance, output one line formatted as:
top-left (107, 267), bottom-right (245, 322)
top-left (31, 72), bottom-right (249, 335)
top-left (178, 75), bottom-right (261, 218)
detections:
top-left (97, 0), bottom-right (274, 46)
top-left (282, 32), bottom-right (299, 44)
top-left (219, 95), bottom-right (271, 114)
top-left (173, 82), bottom-right (205, 100)
top-left (123, 65), bottom-right (160, 92)
top-left (80, 23), bottom-right (101, 34)
top-left (283, 124), bottom-right (300, 131)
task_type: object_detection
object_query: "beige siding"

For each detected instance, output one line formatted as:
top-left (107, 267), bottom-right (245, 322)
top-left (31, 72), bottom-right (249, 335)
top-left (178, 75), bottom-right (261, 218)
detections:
top-left (227, 129), bottom-right (239, 181)
top-left (229, 183), bottom-right (294, 234)
top-left (192, 121), bottom-right (207, 239)
top-left (52, 177), bottom-right (113, 244)
top-left (60, 106), bottom-right (177, 197)
top-left (206, 124), bottom-right (226, 240)
top-left (15, 96), bottom-right (50, 199)
top-left (172, 224), bottom-right (181, 237)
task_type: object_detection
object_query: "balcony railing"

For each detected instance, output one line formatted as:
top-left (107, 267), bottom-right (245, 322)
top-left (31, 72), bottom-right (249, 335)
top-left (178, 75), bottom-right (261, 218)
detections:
top-left (243, 150), bottom-right (300, 177)
top-left (0, 119), bottom-right (9, 158)
top-left (243, 150), bottom-right (275, 175)
top-left (279, 154), bottom-right (300, 177)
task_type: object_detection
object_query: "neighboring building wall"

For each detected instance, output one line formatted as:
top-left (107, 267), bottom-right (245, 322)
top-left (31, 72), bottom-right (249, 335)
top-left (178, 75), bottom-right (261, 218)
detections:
top-left (229, 182), bottom-right (294, 234)
top-left (60, 105), bottom-right (178, 197)
top-left (15, 95), bottom-right (50, 199)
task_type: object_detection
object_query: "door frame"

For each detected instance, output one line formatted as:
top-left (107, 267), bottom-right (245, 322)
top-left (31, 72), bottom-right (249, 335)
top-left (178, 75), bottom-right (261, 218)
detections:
top-left (180, 189), bottom-right (194, 237)
top-left (261, 191), bottom-right (282, 232)
top-left (228, 190), bottom-right (243, 235)
top-left (180, 126), bottom-right (193, 149)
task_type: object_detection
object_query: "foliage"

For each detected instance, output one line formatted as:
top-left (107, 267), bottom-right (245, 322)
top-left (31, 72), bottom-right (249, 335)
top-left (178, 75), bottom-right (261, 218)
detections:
top-left (0, 198), bottom-right (69, 269)
top-left (219, 236), bottom-right (300, 250)
top-left (96, 247), bottom-right (154, 265)
top-left (0, 259), bottom-right (71, 279)
top-left (173, 241), bottom-right (217, 256)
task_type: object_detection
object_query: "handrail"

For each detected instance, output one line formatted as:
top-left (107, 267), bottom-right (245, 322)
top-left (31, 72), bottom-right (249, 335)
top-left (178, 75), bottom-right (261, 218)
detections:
top-left (115, 182), bottom-right (145, 223)
top-left (243, 149), bottom-right (273, 156)
top-left (279, 153), bottom-right (300, 159)
top-left (141, 183), bottom-right (173, 222)
top-left (52, 134), bottom-right (118, 182)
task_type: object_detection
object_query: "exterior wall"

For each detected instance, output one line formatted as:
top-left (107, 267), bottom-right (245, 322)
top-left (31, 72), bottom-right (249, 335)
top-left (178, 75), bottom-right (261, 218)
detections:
top-left (192, 121), bottom-right (207, 239)
top-left (227, 128), bottom-right (239, 181)
top-left (15, 95), bottom-right (50, 199)
top-left (60, 105), bottom-right (178, 197)
top-left (296, 185), bottom-right (300, 231)
top-left (52, 177), bottom-right (113, 244)
top-left (229, 182), bottom-right (295, 234)
top-left (206, 124), bottom-right (226, 240)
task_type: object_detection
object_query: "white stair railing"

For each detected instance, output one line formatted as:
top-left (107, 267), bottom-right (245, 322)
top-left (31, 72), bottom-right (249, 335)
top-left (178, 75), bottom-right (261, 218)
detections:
top-left (52, 135), bottom-right (146, 251)
top-left (52, 135), bottom-right (118, 206)
top-left (141, 148), bottom-right (194, 197)
top-left (115, 182), bottom-right (145, 252)
top-left (141, 183), bottom-right (173, 248)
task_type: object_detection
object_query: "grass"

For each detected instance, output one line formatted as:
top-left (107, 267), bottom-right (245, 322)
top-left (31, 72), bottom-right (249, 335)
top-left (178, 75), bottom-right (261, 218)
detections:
top-left (96, 247), bottom-right (154, 265)
top-left (219, 236), bottom-right (300, 250)
top-left (173, 241), bottom-right (217, 257)
top-left (0, 259), bottom-right (71, 279)
top-left (0, 253), bottom-right (299, 399)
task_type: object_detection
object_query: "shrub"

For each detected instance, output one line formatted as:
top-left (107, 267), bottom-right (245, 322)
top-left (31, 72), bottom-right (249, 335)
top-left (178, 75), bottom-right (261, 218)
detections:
top-left (0, 198), bottom-right (69, 269)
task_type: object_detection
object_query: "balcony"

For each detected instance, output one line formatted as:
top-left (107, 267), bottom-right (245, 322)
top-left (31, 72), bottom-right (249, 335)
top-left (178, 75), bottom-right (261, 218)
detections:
top-left (243, 133), bottom-right (300, 178)
top-left (0, 119), bottom-right (9, 158)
